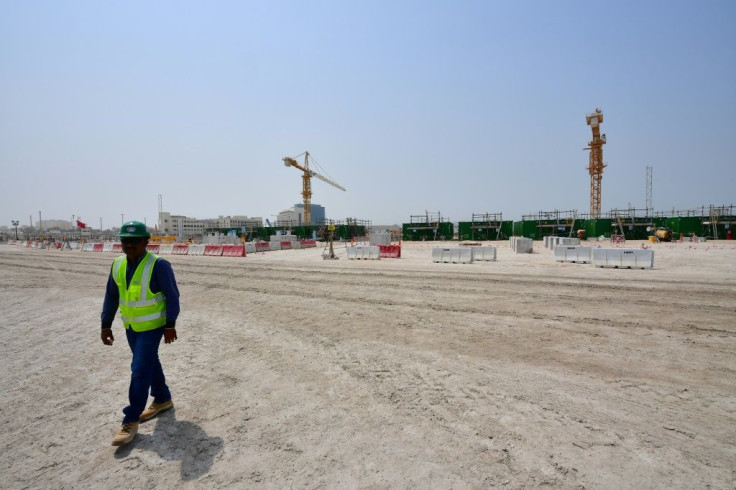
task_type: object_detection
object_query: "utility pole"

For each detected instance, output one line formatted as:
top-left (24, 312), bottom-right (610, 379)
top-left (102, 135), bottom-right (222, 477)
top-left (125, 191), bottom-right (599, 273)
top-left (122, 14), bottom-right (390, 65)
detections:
top-left (646, 166), bottom-right (653, 216)
top-left (121, 214), bottom-right (124, 226)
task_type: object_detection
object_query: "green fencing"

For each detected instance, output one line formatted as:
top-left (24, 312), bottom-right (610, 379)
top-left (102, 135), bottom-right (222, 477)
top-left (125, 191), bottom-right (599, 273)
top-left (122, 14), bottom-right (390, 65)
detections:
top-left (457, 221), bottom-right (512, 241)
top-left (402, 222), bottom-right (454, 241)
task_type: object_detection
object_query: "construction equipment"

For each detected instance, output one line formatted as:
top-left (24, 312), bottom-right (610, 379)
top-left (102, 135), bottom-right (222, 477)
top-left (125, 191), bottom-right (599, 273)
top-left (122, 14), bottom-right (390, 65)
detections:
top-left (654, 228), bottom-right (673, 242)
top-left (282, 151), bottom-right (346, 225)
top-left (322, 223), bottom-right (338, 260)
top-left (584, 109), bottom-right (607, 219)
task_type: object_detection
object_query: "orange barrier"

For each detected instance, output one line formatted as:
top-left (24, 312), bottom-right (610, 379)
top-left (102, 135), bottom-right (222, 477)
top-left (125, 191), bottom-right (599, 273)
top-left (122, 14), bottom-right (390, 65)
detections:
top-left (204, 244), bottom-right (224, 256)
top-left (112, 243), bottom-right (122, 253)
top-left (379, 244), bottom-right (401, 258)
top-left (222, 245), bottom-right (245, 257)
top-left (146, 244), bottom-right (160, 253)
top-left (92, 243), bottom-right (104, 252)
top-left (280, 241), bottom-right (293, 250)
top-left (255, 242), bottom-right (270, 252)
top-left (172, 244), bottom-right (189, 255)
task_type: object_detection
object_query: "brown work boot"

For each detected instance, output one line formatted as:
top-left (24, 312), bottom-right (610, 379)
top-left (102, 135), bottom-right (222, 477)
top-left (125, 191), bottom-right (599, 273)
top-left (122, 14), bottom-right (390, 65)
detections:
top-left (111, 422), bottom-right (139, 446)
top-left (139, 400), bottom-right (173, 422)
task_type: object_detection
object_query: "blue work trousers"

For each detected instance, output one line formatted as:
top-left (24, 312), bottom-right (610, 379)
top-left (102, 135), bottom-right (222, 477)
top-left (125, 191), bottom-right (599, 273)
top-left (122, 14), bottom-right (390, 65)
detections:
top-left (122, 327), bottom-right (172, 423)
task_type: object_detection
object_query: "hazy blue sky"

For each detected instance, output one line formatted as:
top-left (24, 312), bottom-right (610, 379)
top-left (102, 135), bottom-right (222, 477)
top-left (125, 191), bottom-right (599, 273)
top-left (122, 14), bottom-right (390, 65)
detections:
top-left (1, 1), bottom-right (734, 229)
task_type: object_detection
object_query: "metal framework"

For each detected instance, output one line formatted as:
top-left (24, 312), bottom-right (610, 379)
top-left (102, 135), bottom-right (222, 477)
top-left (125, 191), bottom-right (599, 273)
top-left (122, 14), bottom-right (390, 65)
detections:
top-left (282, 151), bottom-right (346, 225)
top-left (585, 109), bottom-right (607, 219)
top-left (522, 209), bottom-right (578, 237)
top-left (469, 212), bottom-right (504, 241)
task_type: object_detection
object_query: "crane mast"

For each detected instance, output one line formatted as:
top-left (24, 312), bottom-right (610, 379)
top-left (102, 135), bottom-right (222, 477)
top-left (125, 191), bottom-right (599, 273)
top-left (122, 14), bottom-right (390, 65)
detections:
top-left (585, 108), bottom-right (607, 219)
top-left (282, 151), bottom-right (346, 225)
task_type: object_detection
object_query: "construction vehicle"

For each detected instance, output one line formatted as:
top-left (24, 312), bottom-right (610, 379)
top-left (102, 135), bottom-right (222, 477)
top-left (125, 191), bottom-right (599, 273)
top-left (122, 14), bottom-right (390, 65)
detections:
top-left (654, 228), bottom-right (673, 242)
top-left (282, 151), bottom-right (346, 225)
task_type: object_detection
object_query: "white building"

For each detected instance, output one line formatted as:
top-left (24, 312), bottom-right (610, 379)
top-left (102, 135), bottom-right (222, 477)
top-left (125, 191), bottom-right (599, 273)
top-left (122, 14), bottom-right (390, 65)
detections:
top-left (158, 212), bottom-right (263, 239)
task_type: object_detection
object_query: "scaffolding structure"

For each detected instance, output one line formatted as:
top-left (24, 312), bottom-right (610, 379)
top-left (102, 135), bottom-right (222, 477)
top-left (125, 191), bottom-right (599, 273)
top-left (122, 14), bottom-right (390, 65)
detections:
top-left (521, 210), bottom-right (579, 238)
top-left (404, 211), bottom-right (453, 241)
top-left (468, 212), bottom-right (505, 241)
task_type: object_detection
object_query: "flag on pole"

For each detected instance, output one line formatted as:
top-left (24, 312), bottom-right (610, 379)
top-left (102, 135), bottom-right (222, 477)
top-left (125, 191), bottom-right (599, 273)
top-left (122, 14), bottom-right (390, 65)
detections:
top-left (76, 219), bottom-right (87, 229)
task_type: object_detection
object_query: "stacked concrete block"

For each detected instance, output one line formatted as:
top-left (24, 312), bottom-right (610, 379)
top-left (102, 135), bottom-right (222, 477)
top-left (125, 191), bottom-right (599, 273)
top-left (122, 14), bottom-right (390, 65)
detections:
top-left (510, 237), bottom-right (533, 253)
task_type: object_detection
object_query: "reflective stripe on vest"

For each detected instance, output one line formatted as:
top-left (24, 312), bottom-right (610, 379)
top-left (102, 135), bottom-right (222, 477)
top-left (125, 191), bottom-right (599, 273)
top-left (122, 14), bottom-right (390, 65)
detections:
top-left (112, 253), bottom-right (167, 332)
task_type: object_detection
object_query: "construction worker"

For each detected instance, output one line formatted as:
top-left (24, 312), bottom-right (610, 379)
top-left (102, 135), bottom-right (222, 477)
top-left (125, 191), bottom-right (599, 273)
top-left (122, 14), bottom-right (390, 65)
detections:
top-left (100, 220), bottom-right (180, 446)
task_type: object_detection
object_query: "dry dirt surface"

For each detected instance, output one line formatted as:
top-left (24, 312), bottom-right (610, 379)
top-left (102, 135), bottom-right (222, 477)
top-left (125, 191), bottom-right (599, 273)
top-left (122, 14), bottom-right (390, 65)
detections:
top-left (0, 240), bottom-right (734, 489)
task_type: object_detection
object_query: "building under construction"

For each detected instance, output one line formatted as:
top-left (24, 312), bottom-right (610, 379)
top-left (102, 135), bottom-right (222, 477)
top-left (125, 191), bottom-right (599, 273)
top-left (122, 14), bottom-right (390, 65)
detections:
top-left (402, 211), bottom-right (454, 241)
top-left (457, 213), bottom-right (512, 241)
top-left (507, 204), bottom-right (734, 241)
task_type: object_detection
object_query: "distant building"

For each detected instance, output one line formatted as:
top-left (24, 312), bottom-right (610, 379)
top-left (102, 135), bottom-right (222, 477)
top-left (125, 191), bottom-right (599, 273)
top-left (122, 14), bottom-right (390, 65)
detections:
top-left (158, 212), bottom-right (262, 239)
top-left (294, 203), bottom-right (325, 225)
top-left (277, 204), bottom-right (326, 226)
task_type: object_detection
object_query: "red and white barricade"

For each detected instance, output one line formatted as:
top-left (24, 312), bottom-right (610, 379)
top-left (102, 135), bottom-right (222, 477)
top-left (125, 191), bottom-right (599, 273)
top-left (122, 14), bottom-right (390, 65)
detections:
top-left (379, 244), bottom-right (401, 258)
top-left (222, 245), bottom-right (245, 257)
top-left (172, 244), bottom-right (189, 255)
top-left (203, 244), bottom-right (224, 256)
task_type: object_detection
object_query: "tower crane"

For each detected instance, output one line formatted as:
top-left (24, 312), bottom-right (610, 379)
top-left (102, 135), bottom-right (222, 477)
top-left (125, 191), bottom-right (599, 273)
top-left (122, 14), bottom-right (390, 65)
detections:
top-left (282, 151), bottom-right (346, 225)
top-left (584, 108), bottom-right (607, 219)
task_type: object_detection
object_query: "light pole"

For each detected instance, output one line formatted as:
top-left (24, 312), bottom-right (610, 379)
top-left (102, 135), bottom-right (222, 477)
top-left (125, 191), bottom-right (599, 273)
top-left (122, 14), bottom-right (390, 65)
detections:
top-left (11, 220), bottom-right (19, 240)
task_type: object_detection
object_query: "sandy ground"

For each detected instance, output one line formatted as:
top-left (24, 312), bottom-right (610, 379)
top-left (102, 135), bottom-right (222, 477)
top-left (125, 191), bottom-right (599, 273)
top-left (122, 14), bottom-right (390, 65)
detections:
top-left (0, 240), bottom-right (734, 489)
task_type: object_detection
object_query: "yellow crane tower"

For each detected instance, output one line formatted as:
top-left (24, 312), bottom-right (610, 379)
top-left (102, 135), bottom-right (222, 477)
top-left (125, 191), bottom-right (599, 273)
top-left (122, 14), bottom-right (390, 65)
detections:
top-left (282, 151), bottom-right (346, 225)
top-left (585, 108), bottom-right (607, 219)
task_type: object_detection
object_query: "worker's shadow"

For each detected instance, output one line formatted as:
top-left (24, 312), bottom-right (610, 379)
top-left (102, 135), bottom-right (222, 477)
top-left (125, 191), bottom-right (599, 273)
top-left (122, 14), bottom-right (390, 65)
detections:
top-left (114, 409), bottom-right (223, 481)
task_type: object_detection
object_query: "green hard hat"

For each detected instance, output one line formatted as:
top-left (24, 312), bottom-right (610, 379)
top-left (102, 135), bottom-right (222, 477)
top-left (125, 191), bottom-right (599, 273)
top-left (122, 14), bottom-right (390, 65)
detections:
top-left (119, 221), bottom-right (150, 238)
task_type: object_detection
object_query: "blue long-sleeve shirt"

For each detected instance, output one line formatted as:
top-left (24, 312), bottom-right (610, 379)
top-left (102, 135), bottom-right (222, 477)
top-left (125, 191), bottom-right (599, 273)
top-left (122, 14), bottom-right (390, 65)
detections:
top-left (101, 253), bottom-right (180, 329)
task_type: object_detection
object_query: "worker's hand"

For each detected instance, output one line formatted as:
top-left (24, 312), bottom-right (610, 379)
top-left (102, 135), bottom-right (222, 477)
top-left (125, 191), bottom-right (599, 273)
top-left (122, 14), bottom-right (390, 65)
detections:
top-left (164, 328), bottom-right (177, 344)
top-left (101, 328), bottom-right (114, 346)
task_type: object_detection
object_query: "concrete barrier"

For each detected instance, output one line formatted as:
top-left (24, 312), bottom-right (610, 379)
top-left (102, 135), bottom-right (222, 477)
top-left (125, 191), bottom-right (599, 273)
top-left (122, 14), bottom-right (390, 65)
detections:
top-left (102, 243), bottom-right (114, 252)
top-left (188, 244), bottom-right (205, 256)
top-left (592, 248), bottom-right (654, 269)
top-left (158, 244), bottom-right (174, 255)
top-left (347, 245), bottom-right (380, 260)
top-left (470, 246), bottom-right (497, 261)
top-left (146, 244), bottom-right (160, 254)
top-left (510, 237), bottom-right (533, 253)
top-left (245, 242), bottom-right (256, 253)
top-left (432, 247), bottom-right (473, 264)
top-left (554, 246), bottom-right (592, 263)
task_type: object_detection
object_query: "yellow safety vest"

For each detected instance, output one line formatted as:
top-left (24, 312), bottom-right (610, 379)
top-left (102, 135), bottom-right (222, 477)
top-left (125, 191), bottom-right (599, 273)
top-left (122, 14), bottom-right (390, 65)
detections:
top-left (112, 252), bottom-right (167, 332)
